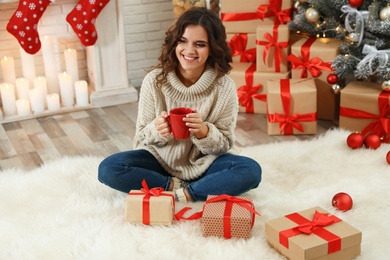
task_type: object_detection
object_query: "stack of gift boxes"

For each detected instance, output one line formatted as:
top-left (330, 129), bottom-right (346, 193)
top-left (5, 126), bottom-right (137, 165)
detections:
top-left (222, 0), bottom-right (344, 136)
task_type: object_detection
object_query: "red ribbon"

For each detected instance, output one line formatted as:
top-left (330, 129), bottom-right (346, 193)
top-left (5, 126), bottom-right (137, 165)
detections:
top-left (228, 33), bottom-right (256, 63)
top-left (236, 63), bottom-right (267, 113)
top-left (340, 91), bottom-right (390, 142)
top-left (286, 37), bottom-right (332, 78)
top-left (256, 24), bottom-right (289, 72)
top-left (221, 0), bottom-right (292, 25)
top-left (129, 179), bottom-right (175, 225)
top-left (267, 79), bottom-right (316, 135)
top-left (279, 210), bottom-right (342, 254)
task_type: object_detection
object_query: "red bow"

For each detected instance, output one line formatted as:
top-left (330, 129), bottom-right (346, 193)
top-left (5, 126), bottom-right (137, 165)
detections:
top-left (257, 0), bottom-right (292, 25)
top-left (228, 33), bottom-right (256, 63)
top-left (295, 211), bottom-right (337, 234)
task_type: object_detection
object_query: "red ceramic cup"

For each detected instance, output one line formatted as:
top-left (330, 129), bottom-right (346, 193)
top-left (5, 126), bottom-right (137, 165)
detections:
top-left (169, 107), bottom-right (192, 139)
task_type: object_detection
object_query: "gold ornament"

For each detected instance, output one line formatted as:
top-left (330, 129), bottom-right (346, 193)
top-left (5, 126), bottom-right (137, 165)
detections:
top-left (347, 32), bottom-right (359, 43)
top-left (331, 84), bottom-right (341, 94)
top-left (380, 5), bottom-right (390, 21)
top-left (305, 7), bottom-right (320, 23)
top-left (382, 80), bottom-right (390, 92)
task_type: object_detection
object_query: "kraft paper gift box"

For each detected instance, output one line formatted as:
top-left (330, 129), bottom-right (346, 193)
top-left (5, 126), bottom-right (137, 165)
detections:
top-left (339, 81), bottom-right (390, 142)
top-left (227, 33), bottom-right (257, 63)
top-left (265, 206), bottom-right (362, 260)
top-left (125, 181), bottom-right (175, 226)
top-left (230, 62), bottom-right (290, 114)
top-left (267, 78), bottom-right (317, 135)
top-left (288, 37), bottom-right (342, 121)
top-left (256, 24), bottom-right (290, 72)
top-left (201, 195), bottom-right (259, 239)
top-left (220, 0), bottom-right (293, 33)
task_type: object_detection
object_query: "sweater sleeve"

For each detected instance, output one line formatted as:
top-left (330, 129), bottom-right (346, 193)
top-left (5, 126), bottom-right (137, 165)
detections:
top-left (134, 72), bottom-right (170, 148)
top-left (190, 76), bottom-right (238, 155)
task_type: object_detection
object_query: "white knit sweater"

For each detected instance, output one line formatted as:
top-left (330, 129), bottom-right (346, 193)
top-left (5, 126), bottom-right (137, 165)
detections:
top-left (133, 67), bottom-right (239, 180)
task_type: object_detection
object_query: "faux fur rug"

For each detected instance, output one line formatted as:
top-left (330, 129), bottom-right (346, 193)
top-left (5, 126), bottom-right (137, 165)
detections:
top-left (1, 128), bottom-right (389, 259)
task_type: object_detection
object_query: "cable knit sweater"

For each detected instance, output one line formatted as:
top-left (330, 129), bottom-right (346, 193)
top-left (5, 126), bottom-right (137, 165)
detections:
top-left (134, 66), bottom-right (239, 181)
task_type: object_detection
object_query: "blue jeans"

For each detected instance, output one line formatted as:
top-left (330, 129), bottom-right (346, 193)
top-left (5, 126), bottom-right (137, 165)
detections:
top-left (98, 149), bottom-right (262, 201)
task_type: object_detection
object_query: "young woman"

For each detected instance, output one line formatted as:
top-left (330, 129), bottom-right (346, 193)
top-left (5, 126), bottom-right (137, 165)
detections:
top-left (98, 7), bottom-right (262, 202)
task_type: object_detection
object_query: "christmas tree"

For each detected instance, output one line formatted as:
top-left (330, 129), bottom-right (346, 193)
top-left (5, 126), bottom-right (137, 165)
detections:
top-left (289, 0), bottom-right (390, 88)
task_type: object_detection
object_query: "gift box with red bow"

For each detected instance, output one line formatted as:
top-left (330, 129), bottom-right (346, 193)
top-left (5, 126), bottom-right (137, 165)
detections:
top-left (339, 81), bottom-right (390, 143)
top-left (227, 33), bottom-right (257, 63)
top-left (220, 0), bottom-right (293, 33)
top-left (230, 62), bottom-right (290, 114)
top-left (125, 180), bottom-right (175, 226)
top-left (288, 37), bottom-right (342, 121)
top-left (267, 78), bottom-right (317, 135)
top-left (265, 206), bottom-right (362, 260)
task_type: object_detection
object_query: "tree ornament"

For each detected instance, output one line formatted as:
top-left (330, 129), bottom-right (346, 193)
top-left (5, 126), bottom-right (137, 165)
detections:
top-left (382, 80), bottom-right (390, 92)
top-left (331, 84), bottom-right (341, 94)
top-left (347, 32), bottom-right (359, 43)
top-left (327, 73), bottom-right (339, 84)
top-left (364, 134), bottom-right (381, 149)
top-left (332, 192), bottom-right (353, 211)
top-left (346, 132), bottom-right (364, 149)
top-left (387, 151), bottom-right (390, 165)
top-left (293, 1), bottom-right (300, 10)
top-left (348, 0), bottom-right (363, 8)
top-left (305, 7), bottom-right (320, 23)
top-left (380, 5), bottom-right (390, 21)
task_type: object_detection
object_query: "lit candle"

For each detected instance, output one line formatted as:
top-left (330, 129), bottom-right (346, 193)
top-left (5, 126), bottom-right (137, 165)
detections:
top-left (41, 36), bottom-right (60, 94)
top-left (29, 88), bottom-right (44, 114)
top-left (58, 72), bottom-right (74, 107)
top-left (74, 80), bottom-right (89, 106)
top-left (64, 48), bottom-right (79, 97)
top-left (15, 78), bottom-right (30, 100)
top-left (0, 83), bottom-right (17, 116)
top-left (1, 56), bottom-right (16, 85)
top-left (33, 76), bottom-right (48, 108)
top-left (19, 46), bottom-right (36, 81)
top-left (46, 93), bottom-right (60, 111)
top-left (16, 99), bottom-right (31, 116)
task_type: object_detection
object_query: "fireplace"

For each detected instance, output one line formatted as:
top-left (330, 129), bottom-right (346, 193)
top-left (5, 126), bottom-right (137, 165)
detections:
top-left (0, 0), bottom-right (138, 123)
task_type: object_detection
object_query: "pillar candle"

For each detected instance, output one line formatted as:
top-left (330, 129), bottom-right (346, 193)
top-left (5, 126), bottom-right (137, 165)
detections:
top-left (46, 93), bottom-right (60, 111)
top-left (19, 46), bottom-right (36, 81)
top-left (33, 76), bottom-right (48, 108)
top-left (15, 78), bottom-right (30, 100)
top-left (29, 88), bottom-right (44, 114)
top-left (58, 72), bottom-right (74, 107)
top-left (16, 99), bottom-right (31, 116)
top-left (1, 56), bottom-right (16, 85)
top-left (0, 83), bottom-right (17, 116)
top-left (74, 80), bottom-right (89, 106)
top-left (41, 36), bottom-right (60, 94)
top-left (64, 48), bottom-right (79, 97)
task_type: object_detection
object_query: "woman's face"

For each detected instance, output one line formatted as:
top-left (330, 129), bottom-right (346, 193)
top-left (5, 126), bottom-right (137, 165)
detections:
top-left (175, 24), bottom-right (210, 78)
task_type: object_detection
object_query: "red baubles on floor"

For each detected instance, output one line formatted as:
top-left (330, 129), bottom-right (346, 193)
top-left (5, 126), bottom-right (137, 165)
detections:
top-left (364, 134), bottom-right (381, 150)
top-left (346, 132), bottom-right (364, 149)
top-left (332, 192), bottom-right (353, 211)
top-left (386, 151), bottom-right (390, 165)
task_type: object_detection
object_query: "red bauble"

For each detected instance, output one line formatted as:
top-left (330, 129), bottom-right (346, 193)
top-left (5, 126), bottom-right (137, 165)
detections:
top-left (386, 151), bottom-right (390, 165)
top-left (332, 192), bottom-right (353, 211)
top-left (346, 132), bottom-right (364, 149)
top-left (327, 73), bottom-right (338, 84)
top-left (364, 134), bottom-right (381, 149)
top-left (348, 0), bottom-right (363, 7)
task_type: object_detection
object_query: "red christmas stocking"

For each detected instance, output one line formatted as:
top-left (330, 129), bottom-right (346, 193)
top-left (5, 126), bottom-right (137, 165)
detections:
top-left (6, 0), bottom-right (52, 55)
top-left (66, 0), bottom-right (110, 46)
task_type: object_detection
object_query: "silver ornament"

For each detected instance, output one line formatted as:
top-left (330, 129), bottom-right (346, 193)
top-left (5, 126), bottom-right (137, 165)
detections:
top-left (331, 84), bottom-right (341, 94)
top-left (347, 32), bottom-right (359, 42)
top-left (380, 6), bottom-right (390, 21)
top-left (305, 7), bottom-right (320, 23)
top-left (382, 80), bottom-right (390, 92)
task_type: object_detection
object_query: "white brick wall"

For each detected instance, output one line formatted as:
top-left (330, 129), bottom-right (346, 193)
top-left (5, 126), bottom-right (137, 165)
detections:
top-left (0, 0), bottom-right (175, 88)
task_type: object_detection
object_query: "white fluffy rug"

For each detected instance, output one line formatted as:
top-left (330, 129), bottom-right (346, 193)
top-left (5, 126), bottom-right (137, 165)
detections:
top-left (1, 128), bottom-right (389, 259)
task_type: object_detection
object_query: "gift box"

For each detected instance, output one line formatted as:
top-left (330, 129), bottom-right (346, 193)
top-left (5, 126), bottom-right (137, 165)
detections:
top-left (201, 194), bottom-right (259, 239)
top-left (125, 180), bottom-right (175, 226)
top-left (230, 62), bottom-right (290, 114)
top-left (227, 33), bottom-right (257, 63)
top-left (265, 206), bottom-right (362, 260)
top-left (220, 0), bottom-right (293, 33)
top-left (339, 81), bottom-right (390, 143)
top-left (288, 37), bottom-right (342, 121)
top-left (256, 24), bottom-right (290, 72)
top-left (267, 78), bottom-right (317, 135)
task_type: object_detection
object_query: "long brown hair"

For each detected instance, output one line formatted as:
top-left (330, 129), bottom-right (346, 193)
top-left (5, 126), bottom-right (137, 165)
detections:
top-left (151, 7), bottom-right (232, 87)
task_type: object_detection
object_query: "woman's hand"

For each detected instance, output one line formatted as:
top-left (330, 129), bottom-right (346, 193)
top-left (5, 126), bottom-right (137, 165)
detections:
top-left (184, 108), bottom-right (209, 139)
top-left (154, 111), bottom-right (171, 137)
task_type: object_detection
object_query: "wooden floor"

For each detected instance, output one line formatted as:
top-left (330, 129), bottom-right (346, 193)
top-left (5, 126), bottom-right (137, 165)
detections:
top-left (0, 101), bottom-right (337, 171)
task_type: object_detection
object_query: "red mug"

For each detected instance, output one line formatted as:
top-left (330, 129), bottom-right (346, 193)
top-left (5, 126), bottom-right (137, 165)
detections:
top-left (169, 107), bottom-right (192, 139)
